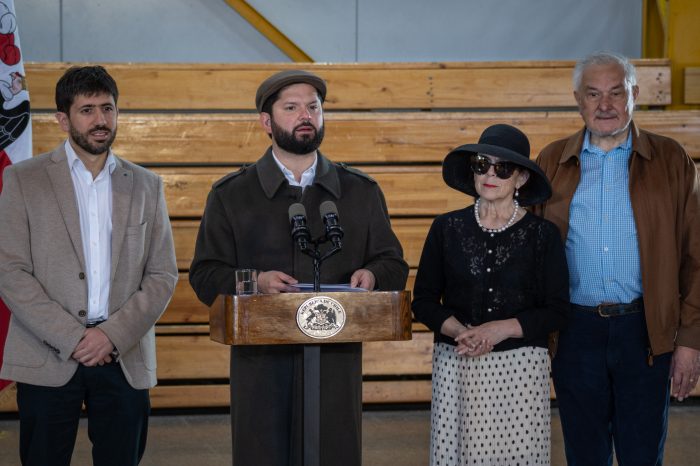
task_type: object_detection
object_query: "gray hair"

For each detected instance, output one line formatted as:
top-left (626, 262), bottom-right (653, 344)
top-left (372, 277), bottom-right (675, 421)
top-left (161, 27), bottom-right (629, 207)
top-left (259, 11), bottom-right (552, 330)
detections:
top-left (573, 51), bottom-right (637, 92)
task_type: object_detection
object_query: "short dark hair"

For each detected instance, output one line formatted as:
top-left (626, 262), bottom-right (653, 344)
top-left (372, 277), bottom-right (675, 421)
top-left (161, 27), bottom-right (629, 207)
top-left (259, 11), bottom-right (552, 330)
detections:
top-left (55, 65), bottom-right (119, 113)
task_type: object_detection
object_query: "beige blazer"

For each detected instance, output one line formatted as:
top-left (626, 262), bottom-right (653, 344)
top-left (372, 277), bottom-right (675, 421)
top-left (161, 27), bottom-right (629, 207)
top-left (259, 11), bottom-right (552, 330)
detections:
top-left (0, 145), bottom-right (177, 389)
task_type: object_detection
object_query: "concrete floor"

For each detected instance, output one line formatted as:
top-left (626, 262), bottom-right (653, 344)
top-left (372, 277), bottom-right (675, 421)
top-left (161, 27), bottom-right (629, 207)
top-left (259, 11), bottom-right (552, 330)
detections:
top-left (0, 405), bottom-right (698, 465)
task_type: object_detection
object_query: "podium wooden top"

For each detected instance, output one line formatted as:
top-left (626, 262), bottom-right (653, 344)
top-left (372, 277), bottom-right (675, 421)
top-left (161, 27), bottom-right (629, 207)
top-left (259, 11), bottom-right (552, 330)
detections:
top-left (209, 291), bottom-right (412, 345)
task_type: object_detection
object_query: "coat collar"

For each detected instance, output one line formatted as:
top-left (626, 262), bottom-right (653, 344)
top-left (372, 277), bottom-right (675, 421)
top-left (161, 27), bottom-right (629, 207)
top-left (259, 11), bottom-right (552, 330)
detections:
top-left (46, 146), bottom-right (85, 269)
top-left (256, 147), bottom-right (341, 199)
top-left (558, 120), bottom-right (651, 165)
top-left (109, 157), bottom-right (133, 284)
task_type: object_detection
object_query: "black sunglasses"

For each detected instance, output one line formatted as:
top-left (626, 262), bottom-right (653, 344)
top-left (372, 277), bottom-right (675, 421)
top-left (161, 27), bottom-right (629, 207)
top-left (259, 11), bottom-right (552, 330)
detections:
top-left (470, 154), bottom-right (516, 179)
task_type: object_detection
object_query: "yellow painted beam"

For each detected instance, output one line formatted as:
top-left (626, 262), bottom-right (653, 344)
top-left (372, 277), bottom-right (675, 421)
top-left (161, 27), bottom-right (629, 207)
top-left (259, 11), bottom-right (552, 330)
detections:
top-left (667, 0), bottom-right (700, 108)
top-left (643, 0), bottom-right (700, 109)
top-left (642, 0), bottom-right (667, 58)
top-left (225, 0), bottom-right (313, 62)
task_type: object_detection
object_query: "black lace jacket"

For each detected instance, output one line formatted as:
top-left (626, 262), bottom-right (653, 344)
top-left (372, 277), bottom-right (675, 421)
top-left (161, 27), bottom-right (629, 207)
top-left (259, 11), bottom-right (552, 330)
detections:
top-left (412, 206), bottom-right (569, 351)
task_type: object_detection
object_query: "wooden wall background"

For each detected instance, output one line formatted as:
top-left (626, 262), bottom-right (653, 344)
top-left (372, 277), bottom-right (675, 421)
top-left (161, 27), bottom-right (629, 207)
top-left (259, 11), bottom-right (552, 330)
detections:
top-left (1, 60), bottom-right (699, 411)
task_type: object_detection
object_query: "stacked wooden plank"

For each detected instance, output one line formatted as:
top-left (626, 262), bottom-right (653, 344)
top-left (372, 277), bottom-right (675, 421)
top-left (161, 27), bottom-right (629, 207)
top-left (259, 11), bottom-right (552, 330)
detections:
top-left (2, 60), bottom-right (699, 411)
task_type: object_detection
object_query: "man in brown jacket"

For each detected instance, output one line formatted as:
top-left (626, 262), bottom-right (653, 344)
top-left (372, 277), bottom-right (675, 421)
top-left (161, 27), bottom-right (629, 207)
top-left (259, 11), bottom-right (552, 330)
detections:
top-left (189, 70), bottom-right (408, 465)
top-left (0, 66), bottom-right (177, 465)
top-left (535, 51), bottom-right (700, 465)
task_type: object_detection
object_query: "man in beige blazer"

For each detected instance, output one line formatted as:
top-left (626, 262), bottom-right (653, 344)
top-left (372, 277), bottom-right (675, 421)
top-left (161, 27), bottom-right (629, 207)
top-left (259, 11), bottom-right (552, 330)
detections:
top-left (0, 66), bottom-right (177, 466)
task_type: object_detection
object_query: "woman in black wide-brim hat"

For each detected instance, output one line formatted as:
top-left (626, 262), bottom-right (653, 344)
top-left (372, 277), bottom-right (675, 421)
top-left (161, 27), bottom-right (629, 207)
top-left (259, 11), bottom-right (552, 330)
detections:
top-left (412, 124), bottom-right (569, 465)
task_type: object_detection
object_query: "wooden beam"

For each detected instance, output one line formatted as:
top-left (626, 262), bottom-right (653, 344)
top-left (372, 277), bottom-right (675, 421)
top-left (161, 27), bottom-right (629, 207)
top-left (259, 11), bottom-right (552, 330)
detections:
top-left (642, 0), bottom-right (668, 58)
top-left (669, 0), bottom-right (700, 108)
top-left (24, 61), bottom-right (671, 111)
top-left (31, 110), bottom-right (700, 164)
top-left (223, 0), bottom-right (313, 62)
top-left (158, 270), bottom-right (418, 325)
top-left (685, 67), bottom-right (700, 104)
top-left (172, 218), bottom-right (432, 271)
top-left (154, 332), bottom-right (434, 380)
top-left (154, 166), bottom-right (469, 218)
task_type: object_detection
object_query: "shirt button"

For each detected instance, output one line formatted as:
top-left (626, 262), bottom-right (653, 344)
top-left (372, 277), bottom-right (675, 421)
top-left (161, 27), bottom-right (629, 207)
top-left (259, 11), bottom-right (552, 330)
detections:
top-left (488, 250), bottom-right (493, 254)
top-left (489, 288), bottom-right (493, 292)
top-left (78, 310), bottom-right (87, 317)
top-left (486, 268), bottom-right (491, 272)
top-left (487, 308), bottom-right (492, 312)
top-left (603, 247), bottom-right (609, 252)
top-left (79, 272), bottom-right (85, 279)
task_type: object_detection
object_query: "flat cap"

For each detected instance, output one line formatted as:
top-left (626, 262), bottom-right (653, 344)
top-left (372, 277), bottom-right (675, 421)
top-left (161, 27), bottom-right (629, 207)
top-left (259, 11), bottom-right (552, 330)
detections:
top-left (255, 70), bottom-right (327, 112)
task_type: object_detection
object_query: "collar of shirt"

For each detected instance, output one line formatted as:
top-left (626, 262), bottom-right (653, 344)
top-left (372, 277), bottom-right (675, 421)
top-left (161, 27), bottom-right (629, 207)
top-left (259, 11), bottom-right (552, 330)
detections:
top-left (581, 129), bottom-right (632, 157)
top-left (271, 150), bottom-right (317, 190)
top-left (64, 140), bottom-right (117, 182)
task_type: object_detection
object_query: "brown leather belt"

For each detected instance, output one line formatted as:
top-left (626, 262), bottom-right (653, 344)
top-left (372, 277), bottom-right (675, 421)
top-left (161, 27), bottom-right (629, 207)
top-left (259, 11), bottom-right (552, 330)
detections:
top-left (571, 298), bottom-right (643, 318)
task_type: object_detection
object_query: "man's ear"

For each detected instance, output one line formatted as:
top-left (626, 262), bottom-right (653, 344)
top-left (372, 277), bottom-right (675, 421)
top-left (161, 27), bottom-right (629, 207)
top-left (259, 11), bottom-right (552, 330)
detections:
top-left (55, 112), bottom-right (70, 133)
top-left (259, 112), bottom-right (272, 134)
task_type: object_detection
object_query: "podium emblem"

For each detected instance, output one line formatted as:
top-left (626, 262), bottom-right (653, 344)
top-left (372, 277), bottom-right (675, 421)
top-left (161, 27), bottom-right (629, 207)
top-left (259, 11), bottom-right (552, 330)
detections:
top-left (296, 296), bottom-right (346, 339)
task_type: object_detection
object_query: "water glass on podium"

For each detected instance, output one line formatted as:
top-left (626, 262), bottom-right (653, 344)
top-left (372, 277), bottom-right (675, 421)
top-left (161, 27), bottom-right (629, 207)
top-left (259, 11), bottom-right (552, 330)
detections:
top-left (235, 269), bottom-right (258, 295)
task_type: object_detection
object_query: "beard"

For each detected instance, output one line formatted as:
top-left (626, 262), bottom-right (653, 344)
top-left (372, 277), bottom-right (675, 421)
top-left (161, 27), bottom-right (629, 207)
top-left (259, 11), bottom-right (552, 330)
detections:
top-left (271, 119), bottom-right (324, 155)
top-left (69, 124), bottom-right (117, 156)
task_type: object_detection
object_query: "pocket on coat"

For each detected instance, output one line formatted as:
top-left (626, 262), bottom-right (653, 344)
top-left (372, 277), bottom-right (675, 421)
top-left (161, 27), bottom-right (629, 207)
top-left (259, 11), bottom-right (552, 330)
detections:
top-left (4, 324), bottom-right (50, 368)
top-left (126, 222), bottom-right (148, 235)
top-left (124, 222), bottom-right (148, 262)
top-left (139, 331), bottom-right (157, 371)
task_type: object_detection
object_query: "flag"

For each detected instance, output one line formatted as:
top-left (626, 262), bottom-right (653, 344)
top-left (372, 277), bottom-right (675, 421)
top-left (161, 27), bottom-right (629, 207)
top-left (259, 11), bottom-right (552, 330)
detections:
top-left (0, 0), bottom-right (32, 396)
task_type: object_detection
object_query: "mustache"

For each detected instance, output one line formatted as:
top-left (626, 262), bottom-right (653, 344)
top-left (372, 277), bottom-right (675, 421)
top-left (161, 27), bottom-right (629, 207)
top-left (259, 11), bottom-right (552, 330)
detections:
top-left (90, 125), bottom-right (112, 133)
top-left (294, 122), bottom-right (316, 131)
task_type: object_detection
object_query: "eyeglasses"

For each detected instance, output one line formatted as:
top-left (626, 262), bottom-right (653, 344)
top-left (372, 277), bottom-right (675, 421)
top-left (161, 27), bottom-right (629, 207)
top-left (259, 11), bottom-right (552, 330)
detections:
top-left (470, 154), bottom-right (516, 179)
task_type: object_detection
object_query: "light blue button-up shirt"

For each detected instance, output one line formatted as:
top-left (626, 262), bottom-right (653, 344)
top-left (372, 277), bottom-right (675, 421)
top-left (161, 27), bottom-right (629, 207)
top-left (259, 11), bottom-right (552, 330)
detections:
top-left (566, 130), bottom-right (643, 306)
top-left (65, 140), bottom-right (116, 322)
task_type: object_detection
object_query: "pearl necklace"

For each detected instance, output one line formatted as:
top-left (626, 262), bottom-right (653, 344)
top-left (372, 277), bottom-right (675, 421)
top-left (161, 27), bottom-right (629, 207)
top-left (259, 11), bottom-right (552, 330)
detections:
top-left (474, 198), bottom-right (520, 234)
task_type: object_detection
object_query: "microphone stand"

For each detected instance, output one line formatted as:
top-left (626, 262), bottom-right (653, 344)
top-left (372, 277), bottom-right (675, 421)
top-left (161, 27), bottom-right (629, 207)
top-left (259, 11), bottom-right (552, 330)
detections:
top-left (302, 237), bottom-right (342, 292)
top-left (297, 234), bottom-right (341, 466)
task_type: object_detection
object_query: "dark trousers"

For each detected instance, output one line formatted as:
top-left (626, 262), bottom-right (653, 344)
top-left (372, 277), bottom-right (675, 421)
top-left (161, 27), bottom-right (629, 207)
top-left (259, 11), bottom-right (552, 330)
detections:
top-left (16, 361), bottom-right (150, 466)
top-left (552, 308), bottom-right (671, 466)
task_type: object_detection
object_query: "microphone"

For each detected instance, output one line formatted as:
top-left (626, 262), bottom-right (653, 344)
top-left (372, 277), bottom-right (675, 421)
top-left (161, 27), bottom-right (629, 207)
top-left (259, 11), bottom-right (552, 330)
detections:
top-left (320, 201), bottom-right (344, 249)
top-left (288, 203), bottom-right (311, 252)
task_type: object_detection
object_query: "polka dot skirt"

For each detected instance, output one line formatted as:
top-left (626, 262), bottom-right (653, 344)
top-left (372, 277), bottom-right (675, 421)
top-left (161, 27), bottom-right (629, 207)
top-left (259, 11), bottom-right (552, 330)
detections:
top-left (429, 343), bottom-right (550, 466)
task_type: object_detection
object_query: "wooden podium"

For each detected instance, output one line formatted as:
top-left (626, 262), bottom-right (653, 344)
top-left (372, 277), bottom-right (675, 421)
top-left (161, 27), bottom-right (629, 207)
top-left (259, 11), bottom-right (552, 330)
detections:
top-left (209, 290), bottom-right (412, 466)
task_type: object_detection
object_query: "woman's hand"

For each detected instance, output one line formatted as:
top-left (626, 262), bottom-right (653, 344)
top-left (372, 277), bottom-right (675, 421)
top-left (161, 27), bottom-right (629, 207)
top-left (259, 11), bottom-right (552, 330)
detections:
top-left (454, 319), bottom-right (523, 357)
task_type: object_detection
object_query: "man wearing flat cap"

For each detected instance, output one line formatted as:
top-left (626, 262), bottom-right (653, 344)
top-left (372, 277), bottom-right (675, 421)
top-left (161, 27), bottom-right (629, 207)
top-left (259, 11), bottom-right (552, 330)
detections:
top-left (189, 70), bottom-right (408, 465)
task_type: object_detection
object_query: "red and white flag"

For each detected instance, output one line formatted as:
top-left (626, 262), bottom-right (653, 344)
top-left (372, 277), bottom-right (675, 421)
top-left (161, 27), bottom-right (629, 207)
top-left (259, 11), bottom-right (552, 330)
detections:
top-left (0, 0), bottom-right (32, 395)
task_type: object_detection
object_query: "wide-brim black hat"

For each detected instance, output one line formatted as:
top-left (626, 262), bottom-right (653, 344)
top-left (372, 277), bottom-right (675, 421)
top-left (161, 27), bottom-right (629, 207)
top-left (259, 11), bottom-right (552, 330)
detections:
top-left (442, 124), bottom-right (552, 206)
top-left (255, 70), bottom-right (327, 112)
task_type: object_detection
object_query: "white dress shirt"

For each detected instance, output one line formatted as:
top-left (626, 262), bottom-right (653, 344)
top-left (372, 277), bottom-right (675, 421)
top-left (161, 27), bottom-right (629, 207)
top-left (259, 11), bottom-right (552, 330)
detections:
top-left (272, 150), bottom-right (317, 190)
top-left (65, 140), bottom-right (115, 322)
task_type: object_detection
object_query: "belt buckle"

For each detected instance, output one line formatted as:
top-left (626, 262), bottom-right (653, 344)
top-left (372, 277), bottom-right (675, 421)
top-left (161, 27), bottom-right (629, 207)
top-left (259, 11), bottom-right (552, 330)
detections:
top-left (596, 303), bottom-right (615, 318)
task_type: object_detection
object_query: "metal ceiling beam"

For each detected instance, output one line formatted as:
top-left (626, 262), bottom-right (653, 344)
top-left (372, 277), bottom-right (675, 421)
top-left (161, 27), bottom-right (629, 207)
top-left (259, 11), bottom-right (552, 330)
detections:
top-left (225, 0), bottom-right (313, 62)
